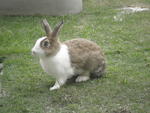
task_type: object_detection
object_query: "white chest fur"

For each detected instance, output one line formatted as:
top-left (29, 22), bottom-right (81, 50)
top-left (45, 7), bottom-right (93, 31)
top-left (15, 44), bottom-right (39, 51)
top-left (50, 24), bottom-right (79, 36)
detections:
top-left (40, 44), bottom-right (74, 79)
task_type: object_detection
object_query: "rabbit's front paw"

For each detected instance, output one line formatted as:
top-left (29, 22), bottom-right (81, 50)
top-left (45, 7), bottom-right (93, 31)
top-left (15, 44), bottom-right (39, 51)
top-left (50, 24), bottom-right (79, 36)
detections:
top-left (49, 78), bottom-right (67, 91)
top-left (50, 85), bottom-right (60, 91)
top-left (49, 81), bottom-right (60, 91)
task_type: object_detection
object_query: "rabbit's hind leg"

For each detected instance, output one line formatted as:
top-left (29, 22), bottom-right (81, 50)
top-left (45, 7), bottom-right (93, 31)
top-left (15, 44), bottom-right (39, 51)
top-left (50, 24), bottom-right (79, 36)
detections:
top-left (75, 71), bottom-right (90, 83)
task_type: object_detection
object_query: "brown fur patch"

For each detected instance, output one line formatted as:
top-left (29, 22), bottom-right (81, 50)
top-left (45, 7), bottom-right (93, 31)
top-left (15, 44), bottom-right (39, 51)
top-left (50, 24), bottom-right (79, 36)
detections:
top-left (64, 38), bottom-right (105, 75)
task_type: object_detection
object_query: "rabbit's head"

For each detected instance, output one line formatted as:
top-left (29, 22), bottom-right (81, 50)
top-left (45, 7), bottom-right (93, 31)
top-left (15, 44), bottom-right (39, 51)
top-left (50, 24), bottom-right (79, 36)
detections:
top-left (32, 19), bottom-right (63, 57)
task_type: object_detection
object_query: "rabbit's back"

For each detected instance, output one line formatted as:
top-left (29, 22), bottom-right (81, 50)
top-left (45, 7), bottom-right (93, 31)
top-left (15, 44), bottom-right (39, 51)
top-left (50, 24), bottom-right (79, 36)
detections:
top-left (64, 38), bottom-right (105, 75)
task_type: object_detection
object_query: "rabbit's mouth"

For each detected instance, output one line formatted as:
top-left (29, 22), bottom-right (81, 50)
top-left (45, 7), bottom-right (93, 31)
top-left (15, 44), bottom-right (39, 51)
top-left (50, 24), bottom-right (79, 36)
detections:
top-left (31, 48), bottom-right (37, 56)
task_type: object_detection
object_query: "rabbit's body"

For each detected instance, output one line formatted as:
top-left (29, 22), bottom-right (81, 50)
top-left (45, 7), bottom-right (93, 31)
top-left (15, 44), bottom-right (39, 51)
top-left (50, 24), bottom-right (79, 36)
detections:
top-left (32, 19), bottom-right (106, 90)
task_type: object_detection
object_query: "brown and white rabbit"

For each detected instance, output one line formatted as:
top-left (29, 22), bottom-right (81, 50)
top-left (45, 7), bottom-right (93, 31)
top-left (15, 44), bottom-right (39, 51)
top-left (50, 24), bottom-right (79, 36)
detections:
top-left (32, 19), bottom-right (106, 91)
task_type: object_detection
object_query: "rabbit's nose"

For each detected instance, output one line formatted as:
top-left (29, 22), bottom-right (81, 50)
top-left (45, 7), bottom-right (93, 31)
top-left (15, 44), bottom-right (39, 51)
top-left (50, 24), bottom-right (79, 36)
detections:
top-left (32, 51), bottom-right (36, 55)
top-left (31, 49), bottom-right (36, 56)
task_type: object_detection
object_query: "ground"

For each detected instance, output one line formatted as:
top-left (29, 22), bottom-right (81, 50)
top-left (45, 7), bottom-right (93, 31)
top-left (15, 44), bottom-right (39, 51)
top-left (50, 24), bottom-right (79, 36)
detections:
top-left (0, 0), bottom-right (150, 113)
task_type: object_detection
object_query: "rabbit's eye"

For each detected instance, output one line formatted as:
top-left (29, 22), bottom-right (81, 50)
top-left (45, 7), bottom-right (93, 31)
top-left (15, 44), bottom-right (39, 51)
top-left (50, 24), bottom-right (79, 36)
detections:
top-left (43, 41), bottom-right (50, 48)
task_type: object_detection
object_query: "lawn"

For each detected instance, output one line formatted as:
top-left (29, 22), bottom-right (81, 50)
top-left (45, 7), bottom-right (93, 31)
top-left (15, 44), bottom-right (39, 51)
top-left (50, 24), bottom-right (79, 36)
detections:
top-left (0, 0), bottom-right (150, 113)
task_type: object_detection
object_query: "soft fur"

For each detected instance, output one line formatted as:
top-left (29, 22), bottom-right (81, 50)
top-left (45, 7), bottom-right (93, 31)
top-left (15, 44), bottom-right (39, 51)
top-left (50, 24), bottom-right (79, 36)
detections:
top-left (64, 38), bottom-right (105, 77)
top-left (32, 19), bottom-right (106, 90)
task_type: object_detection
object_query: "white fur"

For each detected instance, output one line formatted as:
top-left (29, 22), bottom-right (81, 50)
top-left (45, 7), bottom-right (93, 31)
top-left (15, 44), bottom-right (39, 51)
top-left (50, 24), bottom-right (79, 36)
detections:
top-left (32, 38), bottom-right (74, 90)
top-left (40, 44), bottom-right (74, 78)
top-left (76, 76), bottom-right (90, 82)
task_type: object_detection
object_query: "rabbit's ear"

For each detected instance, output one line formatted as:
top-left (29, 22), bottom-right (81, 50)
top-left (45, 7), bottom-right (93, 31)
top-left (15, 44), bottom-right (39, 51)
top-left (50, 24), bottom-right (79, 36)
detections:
top-left (51, 20), bottom-right (64, 38)
top-left (42, 19), bottom-right (52, 37)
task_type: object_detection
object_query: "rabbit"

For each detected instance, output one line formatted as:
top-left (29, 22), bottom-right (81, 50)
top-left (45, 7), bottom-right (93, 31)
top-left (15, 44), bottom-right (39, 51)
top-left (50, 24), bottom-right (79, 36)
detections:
top-left (32, 19), bottom-right (106, 91)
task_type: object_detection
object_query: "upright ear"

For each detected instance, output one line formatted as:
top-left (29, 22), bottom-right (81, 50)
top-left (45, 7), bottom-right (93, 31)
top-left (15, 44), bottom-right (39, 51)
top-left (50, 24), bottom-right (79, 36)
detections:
top-left (51, 20), bottom-right (64, 38)
top-left (42, 19), bottom-right (52, 37)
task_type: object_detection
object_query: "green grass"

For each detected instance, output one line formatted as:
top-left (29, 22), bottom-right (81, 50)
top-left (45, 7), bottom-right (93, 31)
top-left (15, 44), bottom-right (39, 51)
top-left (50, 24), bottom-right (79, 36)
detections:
top-left (0, 0), bottom-right (150, 113)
